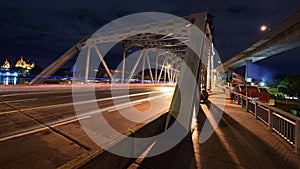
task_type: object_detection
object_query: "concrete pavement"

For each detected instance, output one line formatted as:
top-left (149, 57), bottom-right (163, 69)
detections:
top-left (1, 87), bottom-right (300, 168)
top-left (0, 86), bottom-right (174, 168)
top-left (128, 92), bottom-right (300, 169)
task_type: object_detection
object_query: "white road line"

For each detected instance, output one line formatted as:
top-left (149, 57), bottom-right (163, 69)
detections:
top-left (0, 127), bottom-right (48, 142)
top-left (107, 102), bottom-right (142, 112)
top-left (55, 89), bottom-right (150, 98)
top-left (0, 90), bottom-right (70, 98)
top-left (0, 116), bottom-right (90, 142)
top-left (55, 93), bottom-right (90, 99)
top-left (50, 116), bottom-right (91, 127)
top-left (0, 93), bottom-right (173, 142)
top-left (2, 98), bottom-right (37, 103)
top-left (0, 87), bottom-right (111, 98)
top-left (0, 87), bottom-right (154, 98)
top-left (0, 90), bottom-right (166, 115)
top-left (78, 93), bottom-right (174, 117)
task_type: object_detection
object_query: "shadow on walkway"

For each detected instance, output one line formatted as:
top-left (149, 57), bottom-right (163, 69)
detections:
top-left (127, 101), bottom-right (299, 169)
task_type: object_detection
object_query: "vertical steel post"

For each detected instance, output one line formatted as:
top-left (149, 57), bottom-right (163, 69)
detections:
top-left (122, 46), bottom-right (127, 83)
top-left (295, 120), bottom-right (300, 154)
top-left (158, 56), bottom-right (167, 82)
top-left (142, 52), bottom-right (145, 84)
top-left (155, 52), bottom-right (159, 82)
top-left (85, 47), bottom-right (91, 83)
top-left (206, 43), bottom-right (211, 90)
top-left (146, 52), bottom-right (154, 82)
top-left (164, 64), bottom-right (167, 83)
top-left (255, 102), bottom-right (258, 119)
top-left (246, 97), bottom-right (249, 112)
top-left (268, 107), bottom-right (272, 131)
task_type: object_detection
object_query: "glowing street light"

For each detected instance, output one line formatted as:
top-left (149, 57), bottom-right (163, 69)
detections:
top-left (259, 81), bottom-right (265, 86)
top-left (260, 25), bottom-right (270, 32)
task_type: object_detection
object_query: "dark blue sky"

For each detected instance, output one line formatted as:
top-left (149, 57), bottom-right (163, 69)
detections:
top-left (0, 0), bottom-right (299, 74)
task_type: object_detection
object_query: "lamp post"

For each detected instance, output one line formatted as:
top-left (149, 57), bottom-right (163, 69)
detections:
top-left (260, 25), bottom-right (271, 32)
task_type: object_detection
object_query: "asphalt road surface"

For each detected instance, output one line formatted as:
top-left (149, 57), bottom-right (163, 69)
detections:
top-left (0, 84), bottom-right (175, 169)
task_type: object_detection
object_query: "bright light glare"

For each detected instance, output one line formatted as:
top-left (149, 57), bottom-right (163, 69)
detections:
top-left (159, 87), bottom-right (175, 93)
top-left (259, 82), bottom-right (265, 86)
top-left (260, 25), bottom-right (268, 31)
top-left (185, 23), bottom-right (192, 27)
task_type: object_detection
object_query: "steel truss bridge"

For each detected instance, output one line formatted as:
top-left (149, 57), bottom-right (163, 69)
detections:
top-left (29, 12), bottom-right (217, 153)
top-left (30, 12), bottom-right (216, 91)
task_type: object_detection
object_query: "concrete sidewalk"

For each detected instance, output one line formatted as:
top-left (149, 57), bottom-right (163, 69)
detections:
top-left (127, 92), bottom-right (300, 169)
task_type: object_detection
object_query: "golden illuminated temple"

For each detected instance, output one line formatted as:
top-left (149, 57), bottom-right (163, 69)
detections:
top-left (1, 59), bottom-right (10, 69)
top-left (1, 57), bottom-right (35, 70)
top-left (15, 57), bottom-right (35, 69)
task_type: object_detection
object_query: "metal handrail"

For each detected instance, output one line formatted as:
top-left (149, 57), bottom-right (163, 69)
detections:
top-left (233, 92), bottom-right (300, 154)
top-left (273, 112), bottom-right (296, 125)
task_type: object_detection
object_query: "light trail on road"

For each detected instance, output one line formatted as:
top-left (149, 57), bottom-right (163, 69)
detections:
top-left (0, 86), bottom-right (175, 143)
top-left (0, 90), bottom-right (167, 115)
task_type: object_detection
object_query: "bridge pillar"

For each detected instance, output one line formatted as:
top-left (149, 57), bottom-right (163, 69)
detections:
top-left (85, 47), bottom-right (91, 83)
top-left (254, 102), bottom-right (258, 119)
top-left (121, 44), bottom-right (127, 83)
top-left (141, 52), bottom-right (145, 84)
top-left (155, 53), bottom-right (159, 82)
top-left (206, 43), bottom-right (214, 91)
top-left (268, 107), bottom-right (272, 131)
top-left (165, 33), bottom-right (205, 131)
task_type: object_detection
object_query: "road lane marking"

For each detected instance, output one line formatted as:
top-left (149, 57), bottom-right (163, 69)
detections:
top-left (0, 90), bottom-right (71, 98)
top-left (78, 93), bottom-right (173, 117)
top-left (2, 98), bottom-right (37, 103)
top-left (0, 116), bottom-right (90, 142)
top-left (107, 102), bottom-right (142, 112)
top-left (0, 88), bottom-right (113, 98)
top-left (0, 87), bottom-right (158, 98)
top-left (55, 89), bottom-right (151, 98)
top-left (55, 93), bottom-right (92, 99)
top-left (0, 126), bottom-right (49, 142)
top-left (0, 93), bottom-right (173, 142)
top-left (0, 90), bottom-right (169, 115)
top-left (50, 116), bottom-right (91, 127)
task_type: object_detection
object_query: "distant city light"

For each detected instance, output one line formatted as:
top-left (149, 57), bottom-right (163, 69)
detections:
top-left (260, 25), bottom-right (269, 32)
top-left (259, 82), bottom-right (265, 86)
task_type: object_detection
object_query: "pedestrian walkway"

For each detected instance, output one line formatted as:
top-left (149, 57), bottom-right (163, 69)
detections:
top-left (127, 92), bottom-right (300, 169)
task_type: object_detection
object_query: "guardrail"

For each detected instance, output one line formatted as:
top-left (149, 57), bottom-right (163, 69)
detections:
top-left (234, 93), bottom-right (300, 154)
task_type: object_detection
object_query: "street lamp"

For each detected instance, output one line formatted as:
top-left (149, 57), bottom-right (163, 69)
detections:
top-left (260, 25), bottom-right (270, 32)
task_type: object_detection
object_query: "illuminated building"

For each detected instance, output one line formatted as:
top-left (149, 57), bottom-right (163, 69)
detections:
top-left (1, 59), bottom-right (10, 69)
top-left (0, 57), bottom-right (35, 85)
top-left (15, 57), bottom-right (35, 70)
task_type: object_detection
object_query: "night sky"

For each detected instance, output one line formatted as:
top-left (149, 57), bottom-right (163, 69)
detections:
top-left (0, 0), bottom-right (299, 74)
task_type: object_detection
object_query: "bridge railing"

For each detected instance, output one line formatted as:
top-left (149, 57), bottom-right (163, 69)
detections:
top-left (234, 93), bottom-right (300, 154)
